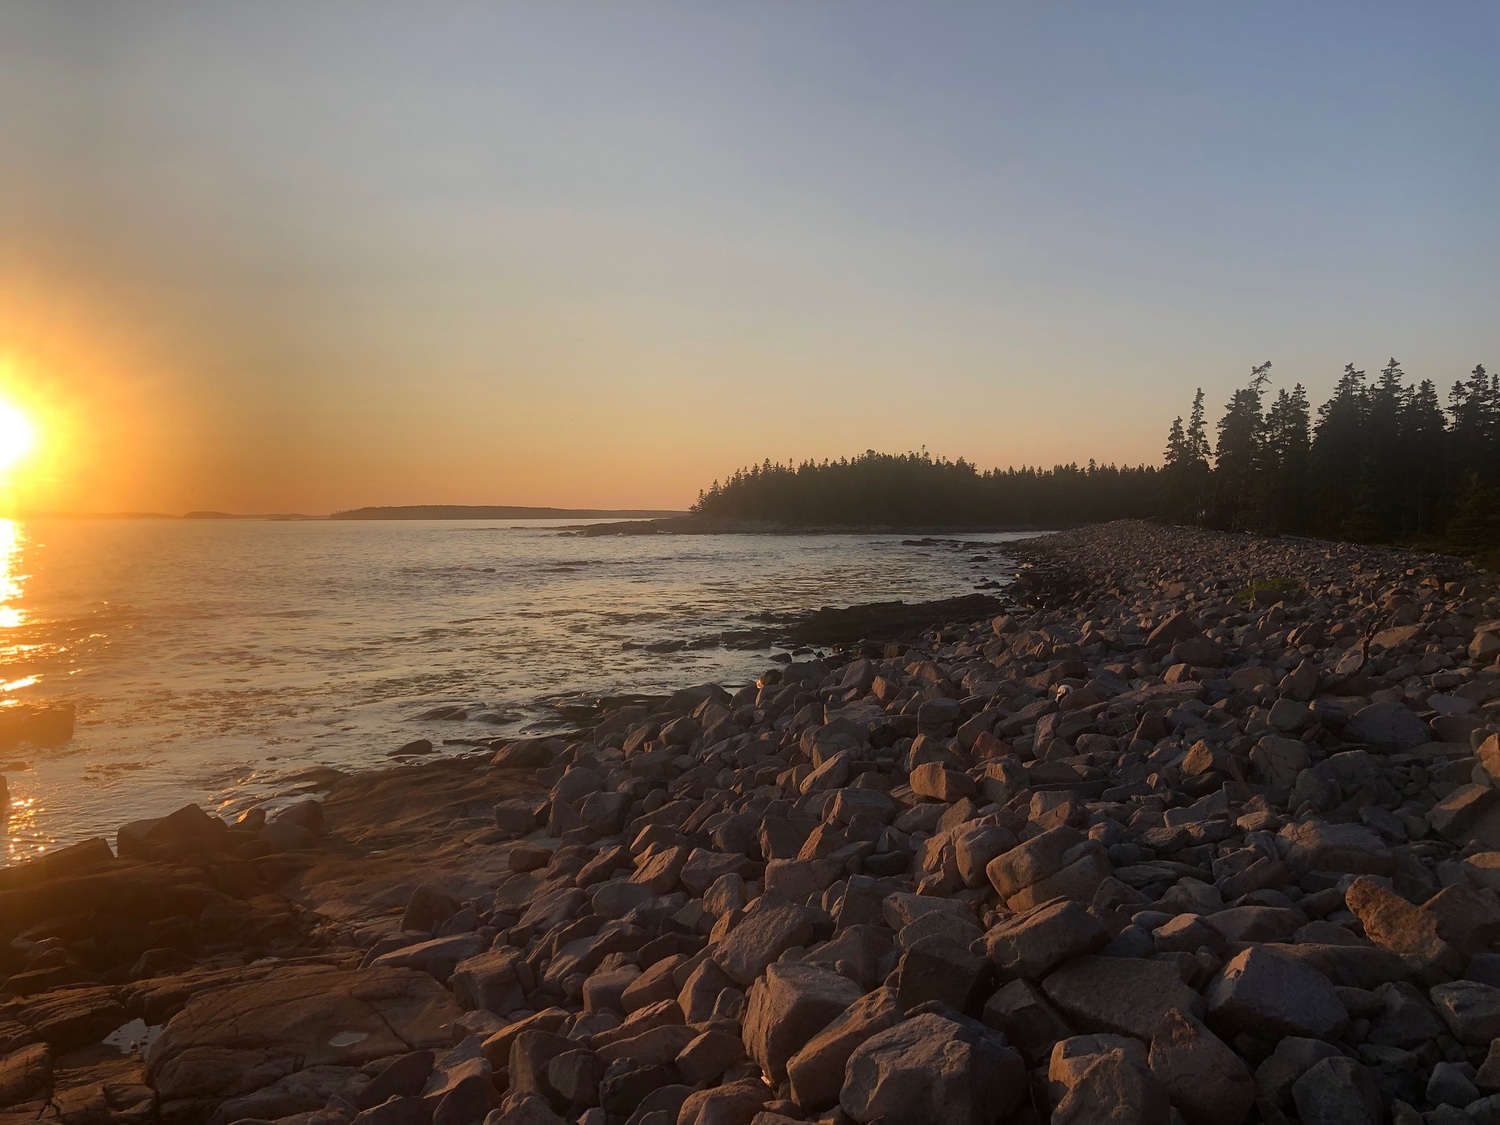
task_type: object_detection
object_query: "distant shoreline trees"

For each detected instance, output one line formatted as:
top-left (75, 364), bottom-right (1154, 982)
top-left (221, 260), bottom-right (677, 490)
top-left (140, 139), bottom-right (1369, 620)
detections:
top-left (692, 358), bottom-right (1500, 551)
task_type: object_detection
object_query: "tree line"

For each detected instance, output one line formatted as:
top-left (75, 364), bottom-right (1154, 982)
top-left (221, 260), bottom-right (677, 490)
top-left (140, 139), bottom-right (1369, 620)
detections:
top-left (692, 358), bottom-right (1500, 549)
top-left (693, 451), bottom-right (1159, 528)
top-left (1161, 359), bottom-right (1496, 546)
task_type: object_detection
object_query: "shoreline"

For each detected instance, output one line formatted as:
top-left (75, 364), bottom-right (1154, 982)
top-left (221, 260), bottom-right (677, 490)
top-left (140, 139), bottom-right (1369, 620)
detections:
top-left (5, 519), bottom-right (1500, 1121)
top-left (0, 523), bottom-right (1022, 859)
top-left (569, 515), bottom-right (1069, 536)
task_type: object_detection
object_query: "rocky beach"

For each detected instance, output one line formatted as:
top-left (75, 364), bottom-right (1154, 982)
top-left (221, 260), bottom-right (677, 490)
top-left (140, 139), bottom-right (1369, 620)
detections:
top-left (8, 519), bottom-right (1500, 1124)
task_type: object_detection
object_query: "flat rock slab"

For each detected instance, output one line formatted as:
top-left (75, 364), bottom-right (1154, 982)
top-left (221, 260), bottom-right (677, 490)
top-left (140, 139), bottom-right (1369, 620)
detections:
top-left (147, 966), bottom-right (459, 1118)
top-left (1042, 956), bottom-right (1204, 1041)
top-left (278, 758), bottom-right (544, 924)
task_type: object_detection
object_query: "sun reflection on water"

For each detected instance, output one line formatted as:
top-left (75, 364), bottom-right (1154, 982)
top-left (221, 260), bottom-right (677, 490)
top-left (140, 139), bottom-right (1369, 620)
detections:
top-left (0, 519), bottom-right (25, 632)
top-left (4, 796), bottom-right (41, 864)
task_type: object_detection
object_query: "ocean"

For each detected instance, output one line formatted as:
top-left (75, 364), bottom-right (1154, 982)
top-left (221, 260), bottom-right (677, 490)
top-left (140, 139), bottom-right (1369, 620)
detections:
top-left (0, 517), bottom-right (1026, 862)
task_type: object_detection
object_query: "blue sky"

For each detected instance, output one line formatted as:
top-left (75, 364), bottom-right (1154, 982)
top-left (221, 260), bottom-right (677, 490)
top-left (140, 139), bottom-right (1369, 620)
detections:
top-left (1, 2), bottom-right (1495, 511)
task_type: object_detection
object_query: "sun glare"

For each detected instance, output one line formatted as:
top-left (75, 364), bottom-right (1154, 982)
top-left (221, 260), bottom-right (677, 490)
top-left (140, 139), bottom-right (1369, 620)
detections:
top-left (0, 400), bottom-right (35, 474)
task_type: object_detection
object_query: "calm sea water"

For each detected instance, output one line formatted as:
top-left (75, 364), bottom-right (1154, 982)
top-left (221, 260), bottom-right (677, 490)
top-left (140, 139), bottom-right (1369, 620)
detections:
top-left (0, 518), bottom-right (1025, 862)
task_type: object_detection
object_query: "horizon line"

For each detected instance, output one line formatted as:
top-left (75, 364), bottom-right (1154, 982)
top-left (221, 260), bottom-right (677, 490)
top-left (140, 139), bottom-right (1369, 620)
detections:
top-left (5, 504), bottom-right (692, 522)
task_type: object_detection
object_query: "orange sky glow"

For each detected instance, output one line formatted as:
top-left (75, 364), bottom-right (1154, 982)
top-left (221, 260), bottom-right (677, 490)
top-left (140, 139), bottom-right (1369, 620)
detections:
top-left (1, 4), bottom-right (1495, 516)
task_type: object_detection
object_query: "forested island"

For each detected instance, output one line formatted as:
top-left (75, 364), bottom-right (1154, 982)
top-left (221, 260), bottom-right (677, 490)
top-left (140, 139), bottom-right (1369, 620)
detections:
top-left (331, 505), bottom-right (684, 520)
top-left (687, 359), bottom-right (1500, 554)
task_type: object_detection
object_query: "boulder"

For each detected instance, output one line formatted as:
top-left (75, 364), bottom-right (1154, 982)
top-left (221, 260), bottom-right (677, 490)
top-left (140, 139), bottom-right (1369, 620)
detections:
top-left (712, 898), bottom-right (821, 986)
top-left (785, 986), bottom-right (902, 1111)
top-left (951, 823), bottom-right (1017, 888)
top-left (741, 962), bottom-right (862, 1085)
top-left (1344, 876), bottom-right (1466, 980)
top-left (675, 1029), bottom-right (747, 1085)
top-left (1346, 701), bottom-right (1429, 750)
top-left (1054, 1049), bottom-right (1172, 1123)
top-left (1205, 948), bottom-right (1347, 1041)
top-left (981, 898), bottom-right (1108, 979)
top-left (0, 1042), bottom-right (50, 1106)
top-left (369, 933), bottom-right (486, 985)
top-left (1290, 1055), bottom-right (1384, 1125)
top-left (980, 978), bottom-right (1071, 1067)
top-left (1148, 1007), bottom-right (1254, 1125)
top-left (1278, 819), bottom-right (1396, 876)
top-left (677, 1079), bottom-right (771, 1125)
top-left (451, 949), bottom-right (526, 1015)
top-left (1041, 955), bottom-right (1204, 1040)
top-left (840, 1013), bottom-right (1026, 1125)
top-left (895, 942), bottom-right (993, 1014)
top-left (908, 763), bottom-right (976, 803)
top-left (1431, 980), bottom-right (1500, 1044)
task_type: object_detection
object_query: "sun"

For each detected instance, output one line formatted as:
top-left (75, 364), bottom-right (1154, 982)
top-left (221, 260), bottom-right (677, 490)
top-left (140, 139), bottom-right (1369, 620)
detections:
top-left (0, 400), bottom-right (35, 473)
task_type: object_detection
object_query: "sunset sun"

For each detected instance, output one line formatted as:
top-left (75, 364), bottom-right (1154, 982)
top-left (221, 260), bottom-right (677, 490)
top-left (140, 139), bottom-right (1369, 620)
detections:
top-left (0, 399), bottom-right (35, 474)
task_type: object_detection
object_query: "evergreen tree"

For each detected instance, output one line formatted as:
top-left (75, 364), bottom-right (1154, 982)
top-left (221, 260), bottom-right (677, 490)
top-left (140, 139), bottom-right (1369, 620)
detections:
top-left (1309, 364), bottom-right (1369, 534)
top-left (1448, 471), bottom-right (1500, 554)
top-left (693, 355), bottom-right (1497, 547)
top-left (1212, 362), bottom-right (1271, 529)
top-left (1403, 378), bottom-right (1447, 534)
top-left (1263, 383), bottom-right (1311, 532)
top-left (1161, 390), bottom-right (1211, 523)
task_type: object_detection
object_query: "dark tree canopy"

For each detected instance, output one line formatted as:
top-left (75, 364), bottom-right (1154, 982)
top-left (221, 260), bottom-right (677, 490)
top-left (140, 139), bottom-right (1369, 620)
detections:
top-left (693, 357), bottom-right (1500, 551)
top-left (692, 451), bottom-right (1159, 528)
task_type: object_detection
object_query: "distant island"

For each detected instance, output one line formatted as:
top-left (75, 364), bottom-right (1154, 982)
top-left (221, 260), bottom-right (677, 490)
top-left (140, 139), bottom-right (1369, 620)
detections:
top-left (329, 505), bottom-right (686, 520)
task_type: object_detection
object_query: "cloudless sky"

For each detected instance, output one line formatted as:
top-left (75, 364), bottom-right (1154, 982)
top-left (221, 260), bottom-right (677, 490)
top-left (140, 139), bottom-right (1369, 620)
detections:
top-left (1, 1), bottom-right (1495, 513)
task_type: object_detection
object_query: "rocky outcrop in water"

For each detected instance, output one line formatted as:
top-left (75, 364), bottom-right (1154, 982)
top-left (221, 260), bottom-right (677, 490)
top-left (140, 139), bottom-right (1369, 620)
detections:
top-left (9, 519), bottom-right (1500, 1122)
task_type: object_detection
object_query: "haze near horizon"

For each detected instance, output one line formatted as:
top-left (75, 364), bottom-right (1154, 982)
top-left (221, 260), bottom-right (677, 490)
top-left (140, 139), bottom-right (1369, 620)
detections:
top-left (0, 2), bottom-right (1495, 515)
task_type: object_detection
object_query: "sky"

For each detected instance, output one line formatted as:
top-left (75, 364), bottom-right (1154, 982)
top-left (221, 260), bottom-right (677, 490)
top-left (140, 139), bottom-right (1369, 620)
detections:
top-left (0, 2), bottom-right (1496, 514)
